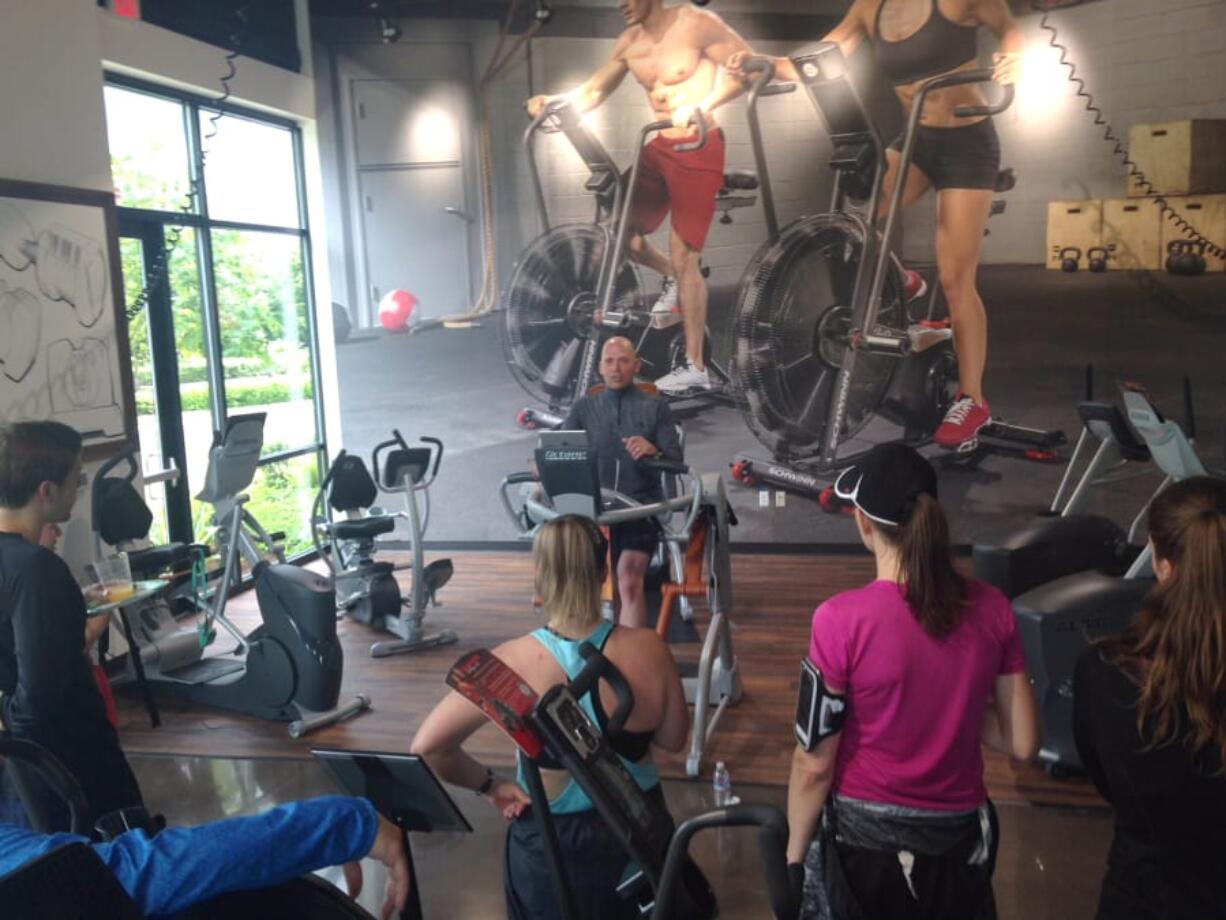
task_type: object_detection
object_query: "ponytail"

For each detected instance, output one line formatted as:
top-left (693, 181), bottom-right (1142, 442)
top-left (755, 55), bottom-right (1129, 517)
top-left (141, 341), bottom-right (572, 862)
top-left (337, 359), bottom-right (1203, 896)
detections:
top-left (1107, 476), bottom-right (1226, 771)
top-left (876, 493), bottom-right (967, 637)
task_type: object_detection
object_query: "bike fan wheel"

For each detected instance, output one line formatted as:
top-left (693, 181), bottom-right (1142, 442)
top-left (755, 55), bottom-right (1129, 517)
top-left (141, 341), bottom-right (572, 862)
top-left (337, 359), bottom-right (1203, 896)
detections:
top-left (502, 225), bottom-right (643, 405)
top-left (731, 214), bottom-right (907, 462)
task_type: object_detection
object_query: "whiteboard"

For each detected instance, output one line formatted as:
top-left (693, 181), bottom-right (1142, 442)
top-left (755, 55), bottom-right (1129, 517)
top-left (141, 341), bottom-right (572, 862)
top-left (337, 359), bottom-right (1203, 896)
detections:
top-left (0, 179), bottom-right (135, 455)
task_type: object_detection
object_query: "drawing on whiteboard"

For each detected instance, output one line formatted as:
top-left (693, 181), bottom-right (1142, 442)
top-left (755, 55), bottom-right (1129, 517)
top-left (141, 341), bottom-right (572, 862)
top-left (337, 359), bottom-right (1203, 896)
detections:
top-left (0, 281), bottom-right (41, 383)
top-left (47, 337), bottom-right (117, 413)
top-left (0, 200), bottom-right (109, 328)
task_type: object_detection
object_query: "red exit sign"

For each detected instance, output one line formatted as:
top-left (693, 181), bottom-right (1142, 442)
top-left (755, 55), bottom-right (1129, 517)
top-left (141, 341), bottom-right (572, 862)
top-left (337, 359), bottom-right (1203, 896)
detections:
top-left (113, 0), bottom-right (140, 18)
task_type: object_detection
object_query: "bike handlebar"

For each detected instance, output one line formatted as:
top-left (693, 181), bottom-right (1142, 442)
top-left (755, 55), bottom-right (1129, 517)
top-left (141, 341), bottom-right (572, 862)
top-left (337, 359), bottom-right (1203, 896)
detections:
top-left (915, 68), bottom-right (1014, 118)
top-left (675, 112), bottom-right (708, 153)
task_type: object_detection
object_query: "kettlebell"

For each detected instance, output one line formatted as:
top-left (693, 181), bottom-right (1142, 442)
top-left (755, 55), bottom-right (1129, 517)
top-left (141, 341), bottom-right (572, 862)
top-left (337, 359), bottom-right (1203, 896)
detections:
top-left (1087, 246), bottom-right (1108, 273)
top-left (1166, 240), bottom-right (1191, 275)
top-left (1189, 241), bottom-right (1208, 276)
top-left (1059, 246), bottom-right (1082, 273)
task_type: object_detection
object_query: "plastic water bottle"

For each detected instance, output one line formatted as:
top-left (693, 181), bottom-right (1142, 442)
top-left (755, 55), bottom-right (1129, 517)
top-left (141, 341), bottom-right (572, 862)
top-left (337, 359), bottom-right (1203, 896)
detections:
top-left (712, 761), bottom-right (732, 807)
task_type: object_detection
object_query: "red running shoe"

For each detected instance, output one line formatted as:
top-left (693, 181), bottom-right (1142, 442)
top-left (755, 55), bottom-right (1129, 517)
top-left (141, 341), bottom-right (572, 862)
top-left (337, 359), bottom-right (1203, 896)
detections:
top-left (903, 268), bottom-right (928, 303)
top-left (935, 394), bottom-right (991, 449)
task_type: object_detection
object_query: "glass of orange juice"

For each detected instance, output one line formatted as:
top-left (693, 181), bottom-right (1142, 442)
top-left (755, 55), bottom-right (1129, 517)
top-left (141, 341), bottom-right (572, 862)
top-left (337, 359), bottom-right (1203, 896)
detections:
top-left (91, 552), bottom-right (135, 604)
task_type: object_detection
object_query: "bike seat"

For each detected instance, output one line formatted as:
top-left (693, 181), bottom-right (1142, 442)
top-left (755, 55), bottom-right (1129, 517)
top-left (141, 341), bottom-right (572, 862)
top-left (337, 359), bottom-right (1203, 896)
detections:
top-left (994, 168), bottom-right (1016, 193)
top-left (128, 542), bottom-right (203, 578)
top-left (722, 170), bottom-right (759, 191)
top-left (333, 517), bottom-right (396, 541)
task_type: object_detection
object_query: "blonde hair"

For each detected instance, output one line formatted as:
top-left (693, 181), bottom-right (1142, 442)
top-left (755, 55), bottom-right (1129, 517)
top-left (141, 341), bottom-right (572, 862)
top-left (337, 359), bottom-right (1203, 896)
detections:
top-left (533, 517), bottom-right (603, 633)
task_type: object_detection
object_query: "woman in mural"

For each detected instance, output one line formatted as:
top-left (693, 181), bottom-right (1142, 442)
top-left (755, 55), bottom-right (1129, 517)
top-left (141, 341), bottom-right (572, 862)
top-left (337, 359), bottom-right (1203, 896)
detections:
top-left (735, 0), bottom-right (1023, 450)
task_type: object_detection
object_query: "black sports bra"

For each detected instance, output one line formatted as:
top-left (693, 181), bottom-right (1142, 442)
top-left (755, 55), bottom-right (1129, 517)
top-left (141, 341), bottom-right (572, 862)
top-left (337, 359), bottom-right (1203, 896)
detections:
top-left (873, 0), bottom-right (979, 86)
top-left (534, 625), bottom-right (656, 771)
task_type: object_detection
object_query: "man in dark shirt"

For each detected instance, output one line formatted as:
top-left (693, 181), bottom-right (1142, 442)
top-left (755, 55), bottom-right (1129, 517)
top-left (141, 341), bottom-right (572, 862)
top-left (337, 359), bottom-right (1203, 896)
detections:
top-left (0, 421), bottom-right (144, 829)
top-left (560, 337), bottom-right (682, 627)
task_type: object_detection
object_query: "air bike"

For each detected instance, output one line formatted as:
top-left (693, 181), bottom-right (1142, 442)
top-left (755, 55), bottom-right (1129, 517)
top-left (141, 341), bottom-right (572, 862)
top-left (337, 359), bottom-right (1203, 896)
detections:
top-left (728, 48), bottom-right (1064, 500)
top-left (499, 431), bottom-right (740, 778)
top-left (502, 98), bottom-right (761, 429)
top-left (447, 645), bottom-right (796, 919)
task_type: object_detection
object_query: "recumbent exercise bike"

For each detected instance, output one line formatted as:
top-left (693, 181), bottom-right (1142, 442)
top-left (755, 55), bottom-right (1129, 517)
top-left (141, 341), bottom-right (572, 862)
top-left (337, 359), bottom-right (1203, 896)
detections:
top-left (313, 431), bottom-right (457, 659)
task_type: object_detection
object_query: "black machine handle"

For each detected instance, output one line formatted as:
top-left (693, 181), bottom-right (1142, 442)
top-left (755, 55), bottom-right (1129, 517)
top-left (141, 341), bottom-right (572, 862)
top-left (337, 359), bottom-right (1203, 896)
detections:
top-left (760, 82), bottom-right (798, 97)
top-left (920, 68), bottom-right (1015, 118)
top-left (652, 803), bottom-right (795, 920)
top-left (741, 54), bottom-right (786, 240)
top-left (504, 471), bottom-right (539, 486)
top-left (371, 430), bottom-right (444, 489)
top-left (0, 737), bottom-right (94, 836)
top-left (640, 458), bottom-right (688, 477)
top-left (674, 110), bottom-right (708, 153)
top-left (574, 644), bottom-right (636, 736)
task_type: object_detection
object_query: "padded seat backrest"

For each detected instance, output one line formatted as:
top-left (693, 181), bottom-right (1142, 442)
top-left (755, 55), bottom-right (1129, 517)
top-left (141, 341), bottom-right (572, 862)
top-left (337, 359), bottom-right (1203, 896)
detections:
top-left (328, 454), bottom-right (379, 513)
top-left (195, 414), bottom-right (266, 503)
top-left (95, 477), bottom-right (155, 546)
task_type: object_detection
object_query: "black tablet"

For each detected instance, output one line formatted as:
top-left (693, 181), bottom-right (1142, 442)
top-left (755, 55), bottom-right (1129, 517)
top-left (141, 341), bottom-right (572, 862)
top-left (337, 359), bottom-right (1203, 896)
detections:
top-left (311, 748), bottom-right (473, 835)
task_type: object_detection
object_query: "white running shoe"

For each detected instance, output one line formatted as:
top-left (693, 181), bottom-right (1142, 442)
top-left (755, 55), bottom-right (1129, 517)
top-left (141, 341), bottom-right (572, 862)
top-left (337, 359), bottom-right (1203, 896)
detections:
top-left (649, 278), bottom-right (682, 329)
top-left (655, 361), bottom-right (711, 395)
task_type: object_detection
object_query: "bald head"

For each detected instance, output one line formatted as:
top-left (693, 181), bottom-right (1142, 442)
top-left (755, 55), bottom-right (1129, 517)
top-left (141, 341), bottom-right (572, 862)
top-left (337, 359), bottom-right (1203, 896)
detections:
top-left (599, 337), bottom-right (640, 391)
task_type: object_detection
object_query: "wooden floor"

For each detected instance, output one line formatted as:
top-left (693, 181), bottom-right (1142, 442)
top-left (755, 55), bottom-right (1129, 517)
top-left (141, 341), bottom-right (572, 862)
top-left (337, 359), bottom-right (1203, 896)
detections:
top-left (114, 552), bottom-right (1102, 808)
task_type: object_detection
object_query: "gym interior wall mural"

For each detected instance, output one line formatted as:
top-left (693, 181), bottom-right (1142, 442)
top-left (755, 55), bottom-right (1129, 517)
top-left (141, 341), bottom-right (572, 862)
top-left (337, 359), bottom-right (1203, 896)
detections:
top-left (320, 0), bottom-right (1226, 547)
top-left (0, 178), bottom-right (137, 459)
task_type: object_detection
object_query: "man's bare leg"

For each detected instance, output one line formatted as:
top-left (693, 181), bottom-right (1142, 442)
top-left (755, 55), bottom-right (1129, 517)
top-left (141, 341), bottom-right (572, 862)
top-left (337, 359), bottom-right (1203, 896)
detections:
top-left (616, 549), bottom-right (651, 628)
top-left (626, 232), bottom-right (673, 277)
top-left (671, 230), bottom-right (707, 371)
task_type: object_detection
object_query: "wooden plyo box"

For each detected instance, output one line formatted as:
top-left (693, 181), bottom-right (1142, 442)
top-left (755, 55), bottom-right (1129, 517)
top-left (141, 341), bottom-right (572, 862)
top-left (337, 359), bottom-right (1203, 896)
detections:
top-left (1047, 199), bottom-right (1102, 270)
top-left (1128, 120), bottom-right (1226, 198)
top-left (1102, 198), bottom-right (1162, 270)
top-left (1159, 195), bottom-right (1226, 273)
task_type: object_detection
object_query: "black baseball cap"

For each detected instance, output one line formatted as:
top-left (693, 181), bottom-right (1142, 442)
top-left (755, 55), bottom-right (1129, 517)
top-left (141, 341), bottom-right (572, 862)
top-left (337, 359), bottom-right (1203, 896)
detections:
top-left (833, 443), bottom-right (938, 527)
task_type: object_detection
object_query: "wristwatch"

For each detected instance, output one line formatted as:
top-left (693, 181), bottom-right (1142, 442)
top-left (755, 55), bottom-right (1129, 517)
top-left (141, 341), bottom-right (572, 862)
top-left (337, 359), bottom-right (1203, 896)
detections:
top-left (475, 768), bottom-right (495, 797)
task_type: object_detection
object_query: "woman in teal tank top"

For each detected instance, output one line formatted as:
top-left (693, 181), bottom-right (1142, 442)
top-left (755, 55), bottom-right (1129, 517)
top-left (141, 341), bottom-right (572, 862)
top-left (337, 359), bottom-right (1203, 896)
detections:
top-left (412, 516), bottom-right (689, 919)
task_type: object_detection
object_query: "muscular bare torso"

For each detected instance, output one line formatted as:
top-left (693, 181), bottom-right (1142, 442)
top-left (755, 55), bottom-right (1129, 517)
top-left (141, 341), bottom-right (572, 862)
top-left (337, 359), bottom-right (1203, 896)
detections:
top-left (618, 7), bottom-right (721, 136)
top-left (871, 0), bottom-right (991, 128)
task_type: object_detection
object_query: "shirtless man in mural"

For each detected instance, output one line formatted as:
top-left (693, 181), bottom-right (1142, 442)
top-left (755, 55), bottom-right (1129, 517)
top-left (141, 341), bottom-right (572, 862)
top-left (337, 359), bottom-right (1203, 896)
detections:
top-left (527, 1), bottom-right (755, 395)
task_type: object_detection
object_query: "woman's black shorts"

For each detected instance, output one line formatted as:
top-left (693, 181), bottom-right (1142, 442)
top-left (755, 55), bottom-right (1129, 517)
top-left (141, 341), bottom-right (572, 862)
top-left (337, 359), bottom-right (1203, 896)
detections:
top-left (890, 117), bottom-right (1001, 191)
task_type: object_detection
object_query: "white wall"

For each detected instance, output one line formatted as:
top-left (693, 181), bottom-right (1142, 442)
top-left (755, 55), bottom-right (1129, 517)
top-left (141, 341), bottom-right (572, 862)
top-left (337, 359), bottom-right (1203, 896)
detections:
top-left (0, 0), bottom-right (113, 192)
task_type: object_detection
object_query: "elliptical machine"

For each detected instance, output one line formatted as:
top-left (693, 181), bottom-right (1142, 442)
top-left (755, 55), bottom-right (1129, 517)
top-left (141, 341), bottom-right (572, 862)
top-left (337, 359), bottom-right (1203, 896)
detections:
top-left (727, 48), bottom-right (1063, 499)
top-left (93, 416), bottom-right (371, 737)
top-left (313, 431), bottom-right (457, 658)
top-left (980, 382), bottom-right (1211, 774)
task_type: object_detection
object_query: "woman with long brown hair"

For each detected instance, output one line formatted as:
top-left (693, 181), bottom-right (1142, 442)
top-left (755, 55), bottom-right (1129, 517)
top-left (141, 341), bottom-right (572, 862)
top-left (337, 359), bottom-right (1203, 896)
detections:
top-left (787, 443), bottom-right (1039, 918)
top-left (1074, 476), bottom-right (1226, 920)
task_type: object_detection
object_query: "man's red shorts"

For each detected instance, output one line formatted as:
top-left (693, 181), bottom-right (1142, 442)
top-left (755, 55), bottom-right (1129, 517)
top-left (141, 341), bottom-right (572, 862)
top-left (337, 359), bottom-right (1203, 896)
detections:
top-left (629, 127), bottom-right (726, 252)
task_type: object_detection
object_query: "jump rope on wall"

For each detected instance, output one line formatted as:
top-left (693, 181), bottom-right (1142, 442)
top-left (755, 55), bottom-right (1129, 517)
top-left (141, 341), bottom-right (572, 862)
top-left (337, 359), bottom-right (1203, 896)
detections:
top-left (1031, 0), bottom-right (1224, 257)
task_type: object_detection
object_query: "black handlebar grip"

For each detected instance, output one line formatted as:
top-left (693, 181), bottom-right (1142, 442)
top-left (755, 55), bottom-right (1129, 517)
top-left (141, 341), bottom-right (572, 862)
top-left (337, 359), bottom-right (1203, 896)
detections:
top-left (675, 112), bottom-right (709, 153)
top-left (575, 644), bottom-right (636, 734)
top-left (641, 458), bottom-right (688, 476)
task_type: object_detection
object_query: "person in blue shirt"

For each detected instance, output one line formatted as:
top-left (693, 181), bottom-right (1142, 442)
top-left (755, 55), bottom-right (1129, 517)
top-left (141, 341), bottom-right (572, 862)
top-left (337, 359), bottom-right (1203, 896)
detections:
top-left (411, 515), bottom-right (689, 920)
top-left (0, 794), bottom-right (410, 918)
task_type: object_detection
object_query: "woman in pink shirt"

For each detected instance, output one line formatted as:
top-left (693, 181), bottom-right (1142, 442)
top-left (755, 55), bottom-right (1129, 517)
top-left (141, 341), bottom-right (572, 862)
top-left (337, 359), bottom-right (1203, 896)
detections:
top-left (788, 444), bottom-right (1039, 919)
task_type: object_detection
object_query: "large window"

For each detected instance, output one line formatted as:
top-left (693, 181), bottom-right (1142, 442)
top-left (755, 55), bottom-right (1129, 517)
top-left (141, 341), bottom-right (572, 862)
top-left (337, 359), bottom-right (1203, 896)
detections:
top-left (105, 79), bottom-right (324, 556)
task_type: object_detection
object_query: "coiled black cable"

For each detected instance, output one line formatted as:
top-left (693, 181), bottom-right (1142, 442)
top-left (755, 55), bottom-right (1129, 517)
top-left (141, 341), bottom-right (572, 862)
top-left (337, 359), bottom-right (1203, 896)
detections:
top-left (1032, 0), bottom-right (1224, 257)
top-left (123, 7), bottom-right (249, 321)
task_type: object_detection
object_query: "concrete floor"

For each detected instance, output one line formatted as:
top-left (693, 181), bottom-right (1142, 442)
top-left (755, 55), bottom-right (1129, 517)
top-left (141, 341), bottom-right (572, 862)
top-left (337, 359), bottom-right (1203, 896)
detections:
top-left (131, 753), bottom-right (1113, 920)
top-left (335, 266), bottom-right (1226, 547)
